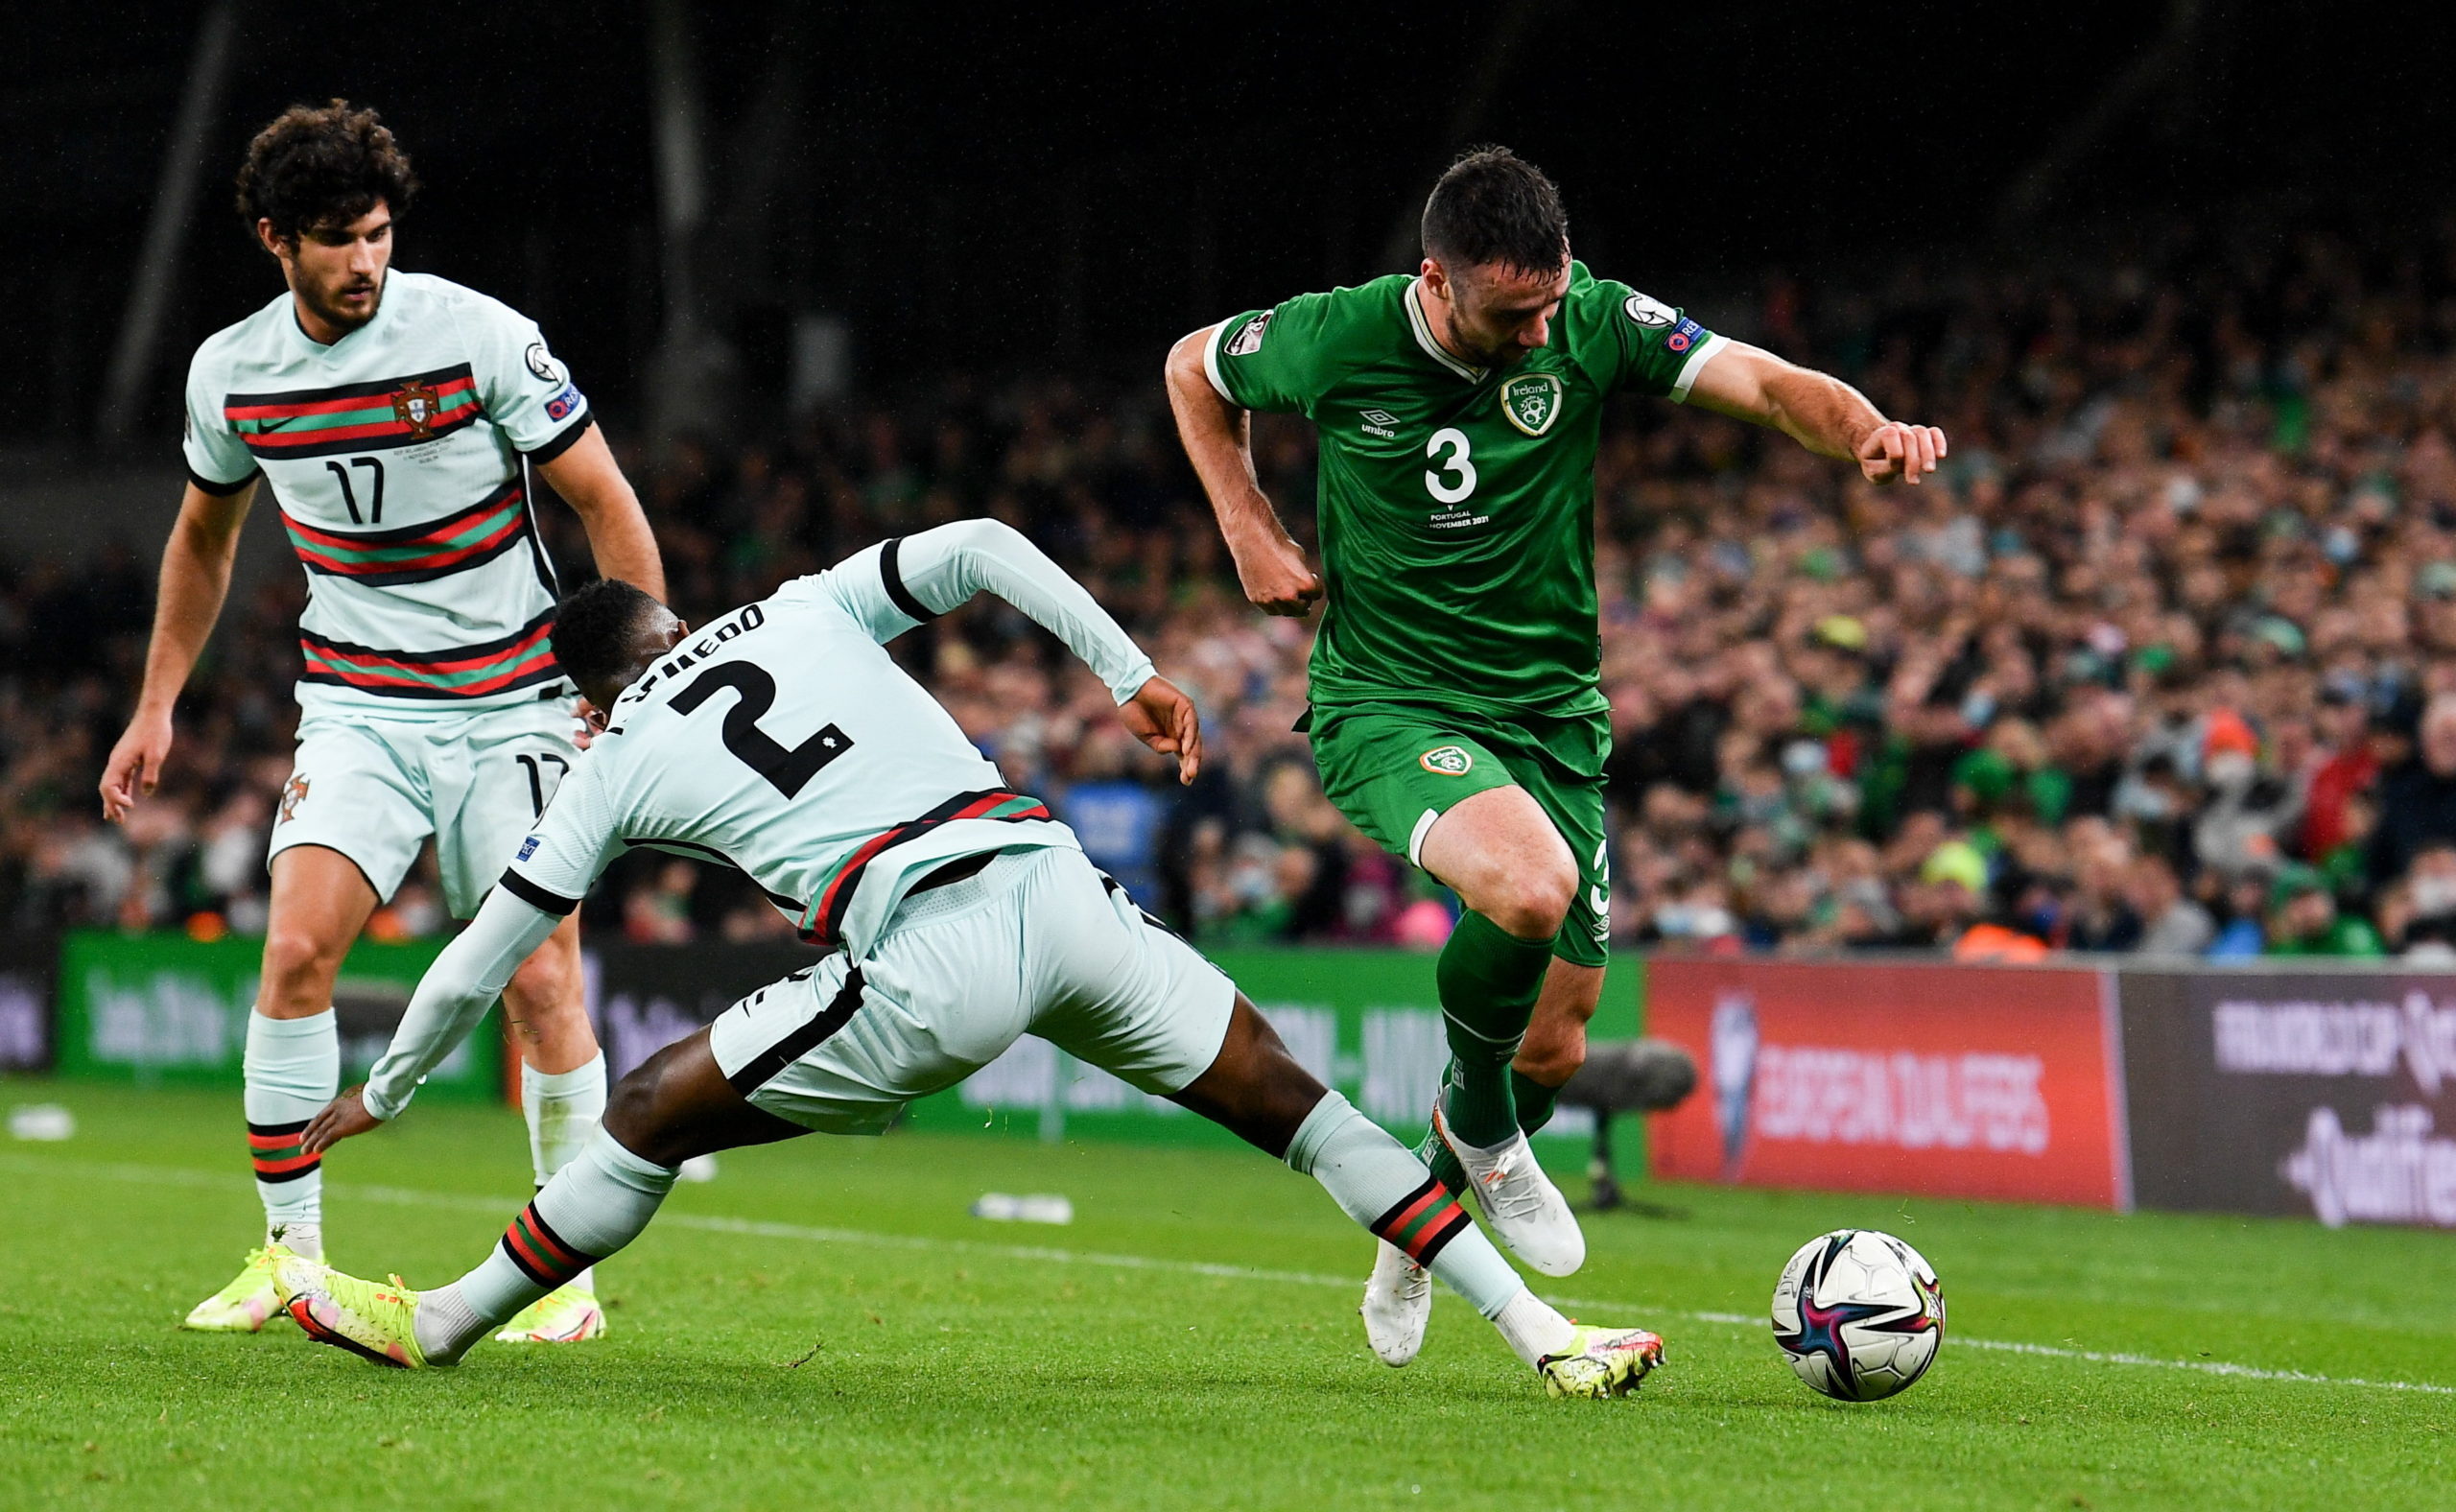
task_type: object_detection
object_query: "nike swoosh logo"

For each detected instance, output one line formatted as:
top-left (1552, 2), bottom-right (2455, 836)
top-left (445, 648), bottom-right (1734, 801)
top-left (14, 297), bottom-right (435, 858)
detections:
top-left (254, 415), bottom-right (298, 433)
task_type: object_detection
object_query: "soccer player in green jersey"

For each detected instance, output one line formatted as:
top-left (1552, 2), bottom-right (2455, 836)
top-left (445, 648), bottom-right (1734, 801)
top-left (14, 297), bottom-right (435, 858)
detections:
top-left (1165, 147), bottom-right (1947, 1367)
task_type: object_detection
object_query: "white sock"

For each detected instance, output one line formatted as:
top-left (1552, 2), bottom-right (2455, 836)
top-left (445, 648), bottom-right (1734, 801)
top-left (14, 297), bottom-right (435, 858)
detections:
top-left (243, 1007), bottom-right (337, 1256)
top-left (1491, 1288), bottom-right (1579, 1367)
top-left (418, 1129), bottom-right (676, 1362)
top-left (524, 1052), bottom-right (607, 1292)
top-left (1283, 1091), bottom-right (1526, 1316)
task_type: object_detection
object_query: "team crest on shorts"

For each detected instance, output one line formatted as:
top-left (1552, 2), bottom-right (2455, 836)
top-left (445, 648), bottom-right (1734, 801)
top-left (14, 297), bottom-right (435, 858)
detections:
top-left (278, 774), bottom-right (310, 824)
top-left (393, 381), bottom-right (443, 438)
top-left (1419, 745), bottom-right (1475, 776)
top-left (1500, 372), bottom-right (1563, 437)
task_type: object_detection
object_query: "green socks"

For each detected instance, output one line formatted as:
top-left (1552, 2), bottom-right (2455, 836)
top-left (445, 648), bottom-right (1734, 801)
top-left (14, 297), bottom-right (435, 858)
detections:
top-left (1431, 910), bottom-right (1557, 1147)
top-left (1422, 1067), bottom-right (1568, 1193)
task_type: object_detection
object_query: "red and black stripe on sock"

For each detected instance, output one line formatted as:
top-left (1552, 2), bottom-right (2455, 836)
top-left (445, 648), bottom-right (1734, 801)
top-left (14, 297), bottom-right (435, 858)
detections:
top-left (248, 1119), bottom-right (320, 1185)
top-left (1371, 1176), bottom-right (1474, 1265)
top-left (498, 1202), bottom-right (600, 1290)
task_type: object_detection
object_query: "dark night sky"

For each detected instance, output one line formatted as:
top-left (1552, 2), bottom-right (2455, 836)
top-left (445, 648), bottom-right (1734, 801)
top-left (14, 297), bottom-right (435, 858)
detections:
top-left (5, 1), bottom-right (2450, 438)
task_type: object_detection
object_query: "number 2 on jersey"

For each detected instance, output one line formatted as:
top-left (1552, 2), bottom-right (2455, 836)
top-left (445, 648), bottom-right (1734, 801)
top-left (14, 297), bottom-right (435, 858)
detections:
top-left (671, 661), bottom-right (854, 798)
top-left (1425, 428), bottom-right (1476, 504)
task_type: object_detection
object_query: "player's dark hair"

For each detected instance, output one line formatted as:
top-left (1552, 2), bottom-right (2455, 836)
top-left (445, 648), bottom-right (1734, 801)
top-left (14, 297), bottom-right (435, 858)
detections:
top-left (553, 579), bottom-right (666, 697)
top-left (1420, 145), bottom-right (1569, 276)
top-left (235, 99), bottom-right (419, 244)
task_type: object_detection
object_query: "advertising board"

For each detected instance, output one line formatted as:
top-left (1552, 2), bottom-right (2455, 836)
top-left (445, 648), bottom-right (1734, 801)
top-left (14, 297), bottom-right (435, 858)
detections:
top-left (51, 931), bottom-right (497, 1100)
top-left (2120, 967), bottom-right (2456, 1229)
top-left (1645, 957), bottom-right (2130, 1209)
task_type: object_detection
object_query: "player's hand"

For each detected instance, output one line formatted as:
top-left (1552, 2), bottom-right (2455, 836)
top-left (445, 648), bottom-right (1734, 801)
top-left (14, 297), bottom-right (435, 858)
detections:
top-left (1234, 533), bottom-right (1324, 618)
top-left (1119, 675), bottom-right (1203, 786)
top-left (574, 698), bottom-right (608, 750)
top-left (301, 1086), bottom-right (385, 1155)
top-left (1856, 421), bottom-right (1948, 485)
top-left (99, 710), bottom-right (174, 823)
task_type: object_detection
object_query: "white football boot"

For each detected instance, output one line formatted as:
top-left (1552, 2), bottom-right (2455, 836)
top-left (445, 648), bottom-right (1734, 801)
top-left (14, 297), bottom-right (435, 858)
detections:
top-left (1360, 1241), bottom-right (1433, 1366)
top-left (1434, 1101), bottom-right (1586, 1277)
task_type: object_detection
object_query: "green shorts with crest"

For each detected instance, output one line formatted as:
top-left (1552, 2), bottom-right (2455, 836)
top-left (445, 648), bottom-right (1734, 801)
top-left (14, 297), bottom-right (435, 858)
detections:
top-left (1304, 701), bottom-right (1610, 966)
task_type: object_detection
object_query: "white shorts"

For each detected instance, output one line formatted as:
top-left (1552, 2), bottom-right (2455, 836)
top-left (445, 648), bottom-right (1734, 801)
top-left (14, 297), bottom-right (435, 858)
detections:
top-left (710, 848), bottom-right (1237, 1135)
top-left (268, 697), bottom-right (583, 918)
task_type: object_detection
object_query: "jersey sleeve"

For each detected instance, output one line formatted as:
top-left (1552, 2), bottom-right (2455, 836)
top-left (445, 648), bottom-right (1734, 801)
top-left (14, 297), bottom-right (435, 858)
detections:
top-left (1203, 290), bottom-right (1341, 416)
top-left (815, 524), bottom-right (1158, 701)
top-left (497, 755), bottom-right (626, 914)
top-left (453, 292), bottom-right (595, 461)
top-left (179, 345), bottom-right (257, 494)
top-left (1569, 264), bottom-right (1728, 402)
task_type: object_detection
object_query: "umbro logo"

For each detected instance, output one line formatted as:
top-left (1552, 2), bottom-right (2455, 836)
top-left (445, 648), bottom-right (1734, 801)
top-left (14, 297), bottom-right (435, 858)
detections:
top-left (1358, 408), bottom-right (1399, 439)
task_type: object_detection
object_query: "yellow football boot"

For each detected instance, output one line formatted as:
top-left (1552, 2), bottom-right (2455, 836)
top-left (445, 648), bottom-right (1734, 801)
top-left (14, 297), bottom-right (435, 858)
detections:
top-left (1539, 1326), bottom-right (1666, 1399)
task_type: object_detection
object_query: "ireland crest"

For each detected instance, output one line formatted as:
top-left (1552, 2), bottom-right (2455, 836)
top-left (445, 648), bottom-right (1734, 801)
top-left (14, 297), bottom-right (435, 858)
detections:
top-left (1419, 745), bottom-right (1475, 776)
top-left (1500, 372), bottom-right (1563, 437)
top-left (393, 381), bottom-right (443, 438)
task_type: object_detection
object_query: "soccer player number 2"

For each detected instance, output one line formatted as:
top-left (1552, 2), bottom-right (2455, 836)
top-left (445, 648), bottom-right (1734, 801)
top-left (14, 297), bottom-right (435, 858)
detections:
top-left (670, 661), bottom-right (855, 798)
top-left (1425, 428), bottom-right (1476, 504)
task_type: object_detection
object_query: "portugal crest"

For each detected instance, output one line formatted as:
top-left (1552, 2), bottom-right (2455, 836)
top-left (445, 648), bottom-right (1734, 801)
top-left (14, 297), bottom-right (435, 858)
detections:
top-left (392, 381), bottom-right (443, 438)
top-left (1419, 745), bottom-right (1475, 776)
top-left (278, 773), bottom-right (310, 824)
top-left (1500, 371), bottom-right (1563, 437)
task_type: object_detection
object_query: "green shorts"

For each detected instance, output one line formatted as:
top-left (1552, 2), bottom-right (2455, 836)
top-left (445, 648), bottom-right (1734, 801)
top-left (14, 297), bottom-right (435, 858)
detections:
top-left (1307, 702), bottom-right (1611, 966)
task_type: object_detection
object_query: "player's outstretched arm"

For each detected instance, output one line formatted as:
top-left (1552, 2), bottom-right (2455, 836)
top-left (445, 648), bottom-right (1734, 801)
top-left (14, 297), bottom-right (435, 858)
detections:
top-left (858, 519), bottom-right (1201, 783)
top-left (1683, 341), bottom-right (1948, 485)
top-left (301, 886), bottom-right (563, 1151)
top-left (1163, 325), bottom-right (1322, 617)
top-left (100, 480), bottom-right (256, 821)
top-left (536, 425), bottom-right (667, 601)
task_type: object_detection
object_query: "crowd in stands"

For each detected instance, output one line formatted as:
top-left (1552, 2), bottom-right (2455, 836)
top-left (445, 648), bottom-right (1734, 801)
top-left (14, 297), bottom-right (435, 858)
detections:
top-left (14, 208), bottom-right (2456, 962)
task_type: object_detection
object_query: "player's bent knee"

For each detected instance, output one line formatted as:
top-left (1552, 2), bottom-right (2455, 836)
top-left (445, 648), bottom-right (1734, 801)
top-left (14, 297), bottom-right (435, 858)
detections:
top-left (602, 1047), bottom-right (698, 1166)
top-left (259, 923), bottom-right (348, 1003)
top-left (1483, 867), bottom-right (1576, 941)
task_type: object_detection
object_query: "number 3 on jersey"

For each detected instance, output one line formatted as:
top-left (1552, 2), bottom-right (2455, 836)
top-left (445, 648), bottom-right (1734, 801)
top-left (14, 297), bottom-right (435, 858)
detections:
top-left (1425, 427), bottom-right (1476, 504)
top-left (672, 662), bottom-right (854, 798)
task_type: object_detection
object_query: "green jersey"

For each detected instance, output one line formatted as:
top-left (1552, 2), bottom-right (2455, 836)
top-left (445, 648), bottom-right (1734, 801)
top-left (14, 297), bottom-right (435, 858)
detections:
top-left (1207, 262), bottom-right (1724, 719)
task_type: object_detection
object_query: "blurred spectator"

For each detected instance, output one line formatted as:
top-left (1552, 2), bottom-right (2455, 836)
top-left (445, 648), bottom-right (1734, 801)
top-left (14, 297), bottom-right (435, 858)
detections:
top-left (2127, 853), bottom-right (2216, 957)
top-left (2263, 864), bottom-right (2385, 958)
top-left (2369, 695), bottom-right (2456, 885)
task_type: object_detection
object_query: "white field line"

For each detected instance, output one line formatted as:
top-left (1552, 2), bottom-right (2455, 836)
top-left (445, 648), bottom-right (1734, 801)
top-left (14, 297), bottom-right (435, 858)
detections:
top-left (13, 1152), bottom-right (2453, 1398)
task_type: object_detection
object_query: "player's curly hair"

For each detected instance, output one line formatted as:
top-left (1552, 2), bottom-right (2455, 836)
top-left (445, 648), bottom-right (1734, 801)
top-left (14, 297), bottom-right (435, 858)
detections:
top-left (553, 579), bottom-right (668, 699)
top-left (235, 99), bottom-right (419, 244)
top-left (1421, 145), bottom-right (1569, 276)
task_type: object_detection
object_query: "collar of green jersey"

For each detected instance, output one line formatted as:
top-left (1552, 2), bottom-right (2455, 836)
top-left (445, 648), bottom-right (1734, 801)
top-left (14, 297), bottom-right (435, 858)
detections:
top-left (1405, 277), bottom-right (1486, 383)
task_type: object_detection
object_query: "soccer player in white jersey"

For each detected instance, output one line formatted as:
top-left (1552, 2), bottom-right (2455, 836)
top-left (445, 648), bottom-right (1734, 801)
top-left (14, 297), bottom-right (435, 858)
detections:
top-left (272, 520), bottom-right (1668, 1398)
top-left (97, 101), bottom-right (665, 1345)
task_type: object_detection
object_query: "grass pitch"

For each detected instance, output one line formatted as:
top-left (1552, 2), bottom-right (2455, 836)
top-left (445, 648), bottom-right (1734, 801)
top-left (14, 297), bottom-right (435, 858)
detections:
top-left (2, 1080), bottom-right (2449, 1511)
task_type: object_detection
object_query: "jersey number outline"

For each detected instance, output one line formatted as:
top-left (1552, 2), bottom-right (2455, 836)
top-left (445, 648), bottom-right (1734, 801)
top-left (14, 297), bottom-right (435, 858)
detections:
top-left (323, 457), bottom-right (386, 525)
top-left (1425, 428), bottom-right (1476, 504)
top-left (513, 752), bottom-right (571, 819)
top-left (671, 662), bottom-right (853, 799)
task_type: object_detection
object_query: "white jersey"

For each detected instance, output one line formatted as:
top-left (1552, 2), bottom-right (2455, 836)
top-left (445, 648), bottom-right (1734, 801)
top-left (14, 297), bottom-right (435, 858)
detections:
top-left (181, 271), bottom-right (594, 718)
top-left (500, 523), bottom-right (1160, 961)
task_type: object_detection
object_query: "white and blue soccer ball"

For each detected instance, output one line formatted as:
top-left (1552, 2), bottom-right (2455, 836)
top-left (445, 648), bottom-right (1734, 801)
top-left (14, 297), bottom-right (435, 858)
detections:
top-left (1770, 1228), bottom-right (1945, 1401)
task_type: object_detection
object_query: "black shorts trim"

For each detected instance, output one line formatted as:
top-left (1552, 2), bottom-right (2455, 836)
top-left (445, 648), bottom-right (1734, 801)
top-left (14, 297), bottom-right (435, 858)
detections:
top-left (497, 868), bottom-right (579, 916)
top-left (521, 411), bottom-right (596, 466)
top-left (190, 466), bottom-right (259, 497)
top-left (725, 967), bottom-right (867, 1096)
top-left (878, 536), bottom-right (938, 625)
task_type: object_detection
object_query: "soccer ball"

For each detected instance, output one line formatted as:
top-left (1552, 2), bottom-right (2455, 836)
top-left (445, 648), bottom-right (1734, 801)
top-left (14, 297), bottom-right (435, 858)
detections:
top-left (1769, 1228), bottom-right (1944, 1401)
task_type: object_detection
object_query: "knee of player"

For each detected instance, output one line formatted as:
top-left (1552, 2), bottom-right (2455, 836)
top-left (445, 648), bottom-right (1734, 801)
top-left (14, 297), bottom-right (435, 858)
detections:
top-left (505, 946), bottom-right (579, 1015)
top-left (259, 922), bottom-right (348, 996)
top-left (1484, 865), bottom-right (1576, 940)
top-left (601, 1064), bottom-right (676, 1163)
